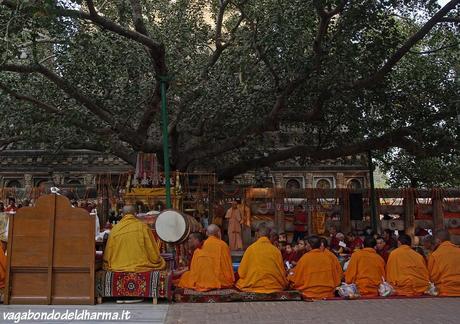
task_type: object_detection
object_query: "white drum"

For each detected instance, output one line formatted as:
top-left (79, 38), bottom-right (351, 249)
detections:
top-left (155, 209), bottom-right (201, 244)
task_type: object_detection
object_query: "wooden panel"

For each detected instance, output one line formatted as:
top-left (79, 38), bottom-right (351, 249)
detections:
top-left (6, 194), bottom-right (95, 305)
top-left (8, 272), bottom-right (48, 304)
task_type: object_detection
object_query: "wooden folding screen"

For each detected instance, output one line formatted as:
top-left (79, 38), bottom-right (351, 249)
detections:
top-left (5, 194), bottom-right (95, 304)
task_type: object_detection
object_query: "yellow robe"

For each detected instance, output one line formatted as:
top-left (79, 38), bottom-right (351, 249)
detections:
top-left (386, 245), bottom-right (429, 296)
top-left (236, 237), bottom-right (288, 293)
top-left (0, 245), bottom-right (6, 289)
top-left (178, 236), bottom-right (234, 291)
top-left (103, 214), bottom-right (165, 272)
top-left (345, 247), bottom-right (385, 296)
top-left (428, 241), bottom-right (460, 296)
top-left (288, 249), bottom-right (342, 299)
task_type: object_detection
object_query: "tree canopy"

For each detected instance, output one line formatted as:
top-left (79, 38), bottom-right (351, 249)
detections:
top-left (1, 0), bottom-right (459, 181)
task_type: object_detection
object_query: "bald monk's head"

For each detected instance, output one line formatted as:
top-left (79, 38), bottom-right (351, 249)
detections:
top-left (206, 224), bottom-right (221, 239)
top-left (306, 236), bottom-right (321, 250)
top-left (363, 236), bottom-right (376, 249)
top-left (256, 222), bottom-right (271, 238)
top-left (434, 229), bottom-right (450, 245)
top-left (122, 205), bottom-right (136, 216)
top-left (397, 233), bottom-right (412, 247)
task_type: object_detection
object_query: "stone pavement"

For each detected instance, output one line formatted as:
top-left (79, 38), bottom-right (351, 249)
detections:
top-left (165, 298), bottom-right (460, 324)
top-left (1, 298), bottom-right (459, 324)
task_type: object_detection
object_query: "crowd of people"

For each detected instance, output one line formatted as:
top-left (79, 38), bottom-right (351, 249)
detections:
top-left (99, 205), bottom-right (460, 302)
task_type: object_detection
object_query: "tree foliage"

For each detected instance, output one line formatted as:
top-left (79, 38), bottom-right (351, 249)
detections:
top-left (0, 0), bottom-right (459, 181)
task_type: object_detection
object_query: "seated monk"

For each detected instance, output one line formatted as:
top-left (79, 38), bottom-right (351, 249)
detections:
top-left (345, 236), bottom-right (385, 296)
top-left (288, 236), bottom-right (342, 299)
top-left (236, 223), bottom-right (288, 293)
top-left (428, 229), bottom-right (460, 296)
top-left (103, 205), bottom-right (165, 272)
top-left (386, 234), bottom-right (429, 296)
top-left (178, 224), bottom-right (234, 291)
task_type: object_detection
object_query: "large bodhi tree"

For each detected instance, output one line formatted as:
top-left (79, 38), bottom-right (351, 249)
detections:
top-left (0, 0), bottom-right (459, 180)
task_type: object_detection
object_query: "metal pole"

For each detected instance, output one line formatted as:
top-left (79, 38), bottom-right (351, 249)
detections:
top-left (367, 150), bottom-right (378, 232)
top-left (160, 77), bottom-right (172, 209)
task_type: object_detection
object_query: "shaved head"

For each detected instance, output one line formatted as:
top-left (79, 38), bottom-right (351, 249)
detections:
top-left (307, 236), bottom-right (321, 249)
top-left (435, 229), bottom-right (450, 243)
top-left (122, 205), bottom-right (136, 216)
top-left (207, 224), bottom-right (221, 238)
top-left (257, 222), bottom-right (270, 237)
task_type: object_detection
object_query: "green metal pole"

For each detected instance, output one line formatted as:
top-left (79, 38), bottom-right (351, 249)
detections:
top-left (367, 150), bottom-right (378, 233)
top-left (160, 77), bottom-right (172, 209)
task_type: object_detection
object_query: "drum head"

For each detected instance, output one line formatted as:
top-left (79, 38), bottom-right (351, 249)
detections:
top-left (155, 209), bottom-right (186, 243)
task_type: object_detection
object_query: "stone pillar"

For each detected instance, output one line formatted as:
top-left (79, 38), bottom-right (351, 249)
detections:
top-left (273, 173), bottom-right (283, 188)
top-left (336, 173), bottom-right (345, 188)
top-left (305, 173), bottom-right (313, 188)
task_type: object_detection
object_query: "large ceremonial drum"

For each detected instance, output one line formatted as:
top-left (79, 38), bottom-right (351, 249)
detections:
top-left (155, 209), bottom-right (201, 244)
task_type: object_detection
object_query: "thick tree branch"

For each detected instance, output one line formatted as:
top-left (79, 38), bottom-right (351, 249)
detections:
top-left (0, 82), bottom-right (112, 136)
top-left (351, 0), bottom-right (460, 89)
top-left (439, 16), bottom-right (460, 23)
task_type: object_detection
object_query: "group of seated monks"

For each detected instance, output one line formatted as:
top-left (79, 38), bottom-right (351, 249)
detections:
top-left (98, 205), bottom-right (460, 300)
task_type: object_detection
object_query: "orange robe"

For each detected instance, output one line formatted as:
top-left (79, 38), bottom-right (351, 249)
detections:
top-left (178, 236), bottom-right (234, 291)
top-left (288, 249), bottom-right (342, 299)
top-left (0, 245), bottom-right (6, 289)
top-left (386, 245), bottom-right (429, 296)
top-left (236, 237), bottom-right (288, 293)
top-left (345, 247), bottom-right (385, 296)
top-left (225, 207), bottom-right (243, 250)
top-left (103, 214), bottom-right (165, 272)
top-left (428, 241), bottom-right (460, 296)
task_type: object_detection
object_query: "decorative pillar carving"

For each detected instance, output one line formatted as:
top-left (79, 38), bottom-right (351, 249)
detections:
top-left (24, 174), bottom-right (33, 189)
top-left (336, 173), bottom-right (345, 188)
top-left (83, 174), bottom-right (95, 186)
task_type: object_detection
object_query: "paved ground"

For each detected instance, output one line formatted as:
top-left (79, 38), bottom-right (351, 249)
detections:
top-left (1, 298), bottom-right (459, 324)
top-left (165, 298), bottom-right (460, 324)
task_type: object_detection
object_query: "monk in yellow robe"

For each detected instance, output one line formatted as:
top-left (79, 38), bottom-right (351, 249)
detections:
top-left (428, 229), bottom-right (460, 296)
top-left (345, 236), bottom-right (385, 296)
top-left (288, 236), bottom-right (342, 299)
top-left (178, 224), bottom-right (234, 291)
top-left (236, 223), bottom-right (288, 293)
top-left (386, 234), bottom-right (429, 296)
top-left (103, 206), bottom-right (165, 272)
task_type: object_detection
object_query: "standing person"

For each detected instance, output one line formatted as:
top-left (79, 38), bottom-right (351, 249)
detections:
top-left (236, 198), bottom-right (252, 248)
top-left (293, 205), bottom-right (308, 244)
top-left (225, 201), bottom-right (243, 251)
top-left (329, 226), bottom-right (340, 251)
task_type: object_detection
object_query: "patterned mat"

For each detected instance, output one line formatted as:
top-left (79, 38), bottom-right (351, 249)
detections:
top-left (174, 288), bottom-right (302, 303)
top-left (96, 270), bottom-right (172, 301)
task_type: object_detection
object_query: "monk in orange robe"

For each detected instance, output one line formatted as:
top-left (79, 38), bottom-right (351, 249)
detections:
top-left (0, 245), bottom-right (6, 290)
top-left (178, 224), bottom-right (234, 291)
top-left (288, 236), bottom-right (342, 299)
top-left (386, 234), bottom-right (429, 296)
top-left (428, 229), bottom-right (460, 296)
top-left (225, 201), bottom-right (243, 250)
top-left (345, 236), bottom-right (385, 296)
top-left (236, 223), bottom-right (287, 293)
